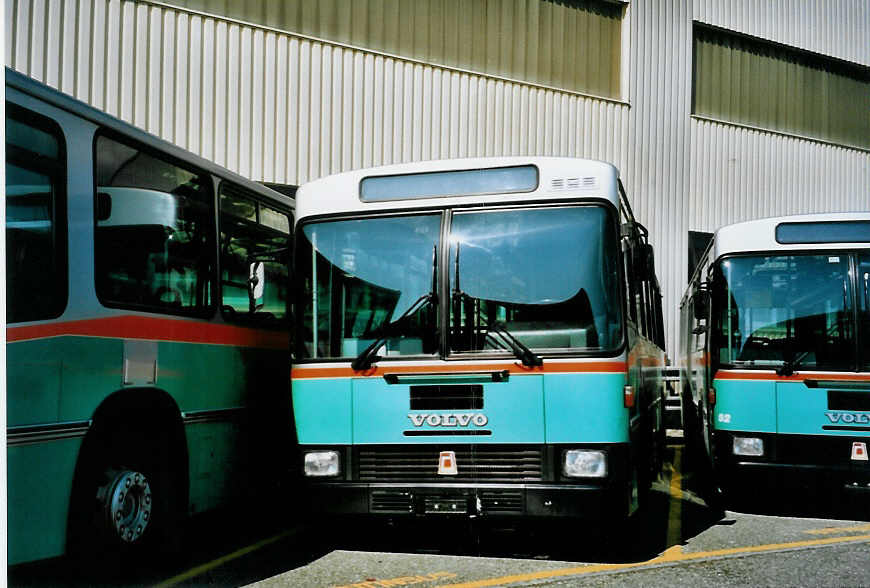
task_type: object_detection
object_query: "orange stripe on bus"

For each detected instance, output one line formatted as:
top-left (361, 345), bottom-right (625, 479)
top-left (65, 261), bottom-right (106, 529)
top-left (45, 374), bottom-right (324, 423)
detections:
top-left (715, 370), bottom-right (870, 382)
top-left (6, 315), bottom-right (289, 350)
top-left (291, 361), bottom-right (628, 380)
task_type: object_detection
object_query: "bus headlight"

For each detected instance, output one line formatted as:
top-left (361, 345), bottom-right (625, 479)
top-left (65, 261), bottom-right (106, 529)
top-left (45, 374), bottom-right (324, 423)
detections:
top-left (563, 449), bottom-right (607, 478)
top-left (732, 436), bottom-right (764, 457)
top-left (304, 450), bottom-right (340, 477)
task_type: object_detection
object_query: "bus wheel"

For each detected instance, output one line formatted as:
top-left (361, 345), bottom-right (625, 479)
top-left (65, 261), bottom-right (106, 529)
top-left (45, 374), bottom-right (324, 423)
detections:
top-left (69, 428), bottom-right (182, 577)
top-left (96, 469), bottom-right (153, 545)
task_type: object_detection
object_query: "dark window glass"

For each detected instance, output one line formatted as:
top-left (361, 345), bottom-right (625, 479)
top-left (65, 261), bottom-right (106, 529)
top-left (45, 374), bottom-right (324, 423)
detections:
top-left (298, 214), bottom-right (441, 359)
top-left (5, 104), bottom-right (67, 323)
top-left (688, 231), bottom-right (713, 281)
top-left (94, 134), bottom-right (214, 314)
top-left (360, 166), bottom-right (538, 202)
top-left (858, 254), bottom-right (870, 371)
top-left (776, 221), bottom-right (870, 244)
top-left (713, 254), bottom-right (855, 370)
top-left (219, 184), bottom-right (290, 324)
top-left (448, 206), bottom-right (623, 353)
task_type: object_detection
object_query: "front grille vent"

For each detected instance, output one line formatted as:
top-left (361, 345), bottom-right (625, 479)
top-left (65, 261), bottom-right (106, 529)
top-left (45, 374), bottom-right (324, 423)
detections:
top-left (479, 489), bottom-right (524, 514)
top-left (358, 445), bottom-right (544, 483)
top-left (371, 490), bottom-right (413, 513)
top-left (410, 385), bottom-right (483, 410)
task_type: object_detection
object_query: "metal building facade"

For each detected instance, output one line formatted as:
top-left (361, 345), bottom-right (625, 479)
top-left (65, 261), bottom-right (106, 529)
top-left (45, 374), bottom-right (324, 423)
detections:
top-left (6, 0), bottom-right (869, 355)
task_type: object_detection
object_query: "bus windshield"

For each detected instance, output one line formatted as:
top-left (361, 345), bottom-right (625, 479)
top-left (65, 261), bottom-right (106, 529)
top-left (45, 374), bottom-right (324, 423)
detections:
top-left (297, 205), bottom-right (624, 360)
top-left (449, 206), bottom-right (622, 354)
top-left (713, 254), bottom-right (859, 370)
top-left (298, 213), bottom-right (441, 360)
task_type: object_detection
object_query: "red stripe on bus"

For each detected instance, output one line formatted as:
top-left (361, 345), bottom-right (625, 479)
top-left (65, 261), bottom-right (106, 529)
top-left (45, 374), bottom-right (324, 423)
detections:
top-left (715, 371), bottom-right (870, 382)
top-left (291, 361), bottom-right (628, 380)
top-left (6, 315), bottom-right (289, 350)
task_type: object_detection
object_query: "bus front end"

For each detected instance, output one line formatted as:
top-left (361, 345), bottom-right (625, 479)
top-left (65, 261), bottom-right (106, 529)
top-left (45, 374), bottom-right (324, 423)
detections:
top-left (707, 235), bottom-right (870, 505)
top-left (291, 162), bottom-right (661, 522)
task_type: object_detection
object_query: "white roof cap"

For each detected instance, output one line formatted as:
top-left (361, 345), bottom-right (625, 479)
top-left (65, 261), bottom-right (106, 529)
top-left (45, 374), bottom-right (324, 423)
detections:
top-left (714, 212), bottom-right (870, 258)
top-left (295, 157), bottom-right (620, 221)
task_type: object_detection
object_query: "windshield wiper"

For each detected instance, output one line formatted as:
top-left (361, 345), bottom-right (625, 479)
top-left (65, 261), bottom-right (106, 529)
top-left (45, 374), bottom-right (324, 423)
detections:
top-left (351, 245), bottom-right (438, 371)
top-left (486, 321), bottom-right (543, 368)
top-left (776, 310), bottom-right (847, 376)
top-left (776, 349), bottom-right (812, 377)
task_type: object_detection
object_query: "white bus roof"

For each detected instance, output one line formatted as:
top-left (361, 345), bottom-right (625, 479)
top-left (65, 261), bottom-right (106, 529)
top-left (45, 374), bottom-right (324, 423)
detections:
top-left (714, 212), bottom-right (870, 258)
top-left (295, 157), bottom-right (620, 221)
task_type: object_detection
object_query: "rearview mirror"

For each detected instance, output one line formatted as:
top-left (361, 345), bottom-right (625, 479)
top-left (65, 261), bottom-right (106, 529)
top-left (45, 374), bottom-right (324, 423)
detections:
top-left (633, 244), bottom-right (656, 280)
top-left (248, 261), bottom-right (265, 310)
top-left (693, 287), bottom-right (708, 321)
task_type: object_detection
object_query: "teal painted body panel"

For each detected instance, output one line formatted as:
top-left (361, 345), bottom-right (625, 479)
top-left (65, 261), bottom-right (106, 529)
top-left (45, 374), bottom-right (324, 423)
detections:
top-left (293, 373), bottom-right (631, 445)
top-left (544, 373), bottom-right (629, 443)
top-left (353, 375), bottom-right (545, 444)
top-left (712, 379), bottom-right (777, 433)
top-left (292, 378), bottom-right (353, 444)
top-left (7, 336), bottom-right (289, 565)
top-left (8, 439), bottom-right (81, 564)
top-left (776, 381), bottom-right (869, 436)
top-left (7, 337), bottom-right (259, 426)
top-left (158, 341), bottom-right (248, 411)
top-left (7, 338), bottom-right (122, 425)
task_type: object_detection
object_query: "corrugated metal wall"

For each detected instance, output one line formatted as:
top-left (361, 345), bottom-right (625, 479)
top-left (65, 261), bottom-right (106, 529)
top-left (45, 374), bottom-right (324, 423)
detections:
top-left (694, 25), bottom-right (870, 150)
top-left (5, 0), bottom-right (869, 355)
top-left (166, 0), bottom-right (624, 98)
top-left (688, 0), bottom-right (870, 278)
top-left (694, 0), bottom-right (870, 66)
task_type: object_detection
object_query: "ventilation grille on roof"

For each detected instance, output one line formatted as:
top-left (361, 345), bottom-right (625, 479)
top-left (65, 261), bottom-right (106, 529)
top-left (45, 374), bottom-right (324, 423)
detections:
top-left (550, 177), bottom-right (596, 191)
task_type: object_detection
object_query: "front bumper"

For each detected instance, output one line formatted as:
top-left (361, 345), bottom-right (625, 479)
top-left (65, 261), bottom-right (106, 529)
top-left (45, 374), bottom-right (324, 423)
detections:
top-left (713, 431), bottom-right (870, 497)
top-left (304, 482), bottom-right (631, 520)
top-left (300, 443), bottom-right (635, 520)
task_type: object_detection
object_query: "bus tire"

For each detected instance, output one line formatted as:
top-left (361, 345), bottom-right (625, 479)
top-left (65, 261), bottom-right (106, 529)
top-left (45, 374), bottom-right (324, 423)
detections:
top-left (68, 419), bottom-right (184, 577)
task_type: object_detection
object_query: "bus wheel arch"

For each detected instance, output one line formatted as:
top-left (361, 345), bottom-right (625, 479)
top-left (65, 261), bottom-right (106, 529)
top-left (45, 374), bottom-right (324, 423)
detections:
top-left (66, 388), bottom-right (189, 569)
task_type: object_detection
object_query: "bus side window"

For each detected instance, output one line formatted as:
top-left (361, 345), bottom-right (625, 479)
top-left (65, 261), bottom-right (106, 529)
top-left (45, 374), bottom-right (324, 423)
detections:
top-left (94, 134), bottom-right (214, 315)
top-left (219, 183), bottom-right (290, 323)
top-left (5, 104), bottom-right (67, 323)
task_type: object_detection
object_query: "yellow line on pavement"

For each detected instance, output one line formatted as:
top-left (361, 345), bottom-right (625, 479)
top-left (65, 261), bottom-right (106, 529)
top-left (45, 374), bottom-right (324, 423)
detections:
top-left (156, 529), bottom-right (296, 588)
top-left (437, 533), bottom-right (870, 588)
top-left (805, 523), bottom-right (870, 536)
top-left (666, 446), bottom-right (683, 551)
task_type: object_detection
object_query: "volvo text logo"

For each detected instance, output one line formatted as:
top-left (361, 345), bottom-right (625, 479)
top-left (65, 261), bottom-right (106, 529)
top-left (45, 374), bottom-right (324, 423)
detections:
top-left (408, 413), bottom-right (489, 427)
top-left (825, 412), bottom-right (870, 425)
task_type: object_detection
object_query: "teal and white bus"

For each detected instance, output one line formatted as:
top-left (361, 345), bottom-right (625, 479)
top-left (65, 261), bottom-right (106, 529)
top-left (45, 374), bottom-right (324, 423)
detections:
top-left (291, 157), bottom-right (665, 525)
top-left (680, 213), bottom-right (870, 508)
top-left (6, 69), bottom-right (294, 567)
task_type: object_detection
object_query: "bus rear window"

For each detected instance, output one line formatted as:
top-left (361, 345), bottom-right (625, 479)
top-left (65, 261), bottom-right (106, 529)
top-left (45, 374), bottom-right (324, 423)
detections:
top-left (360, 165), bottom-right (538, 202)
top-left (776, 221), bottom-right (870, 244)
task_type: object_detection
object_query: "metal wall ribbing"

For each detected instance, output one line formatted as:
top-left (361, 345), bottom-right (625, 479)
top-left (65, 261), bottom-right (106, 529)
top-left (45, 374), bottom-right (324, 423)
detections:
top-left (166, 0), bottom-right (625, 98)
top-left (688, 0), bottom-right (870, 304)
top-left (694, 0), bottom-right (870, 66)
top-left (625, 0), bottom-right (692, 361)
top-left (5, 0), bottom-right (869, 355)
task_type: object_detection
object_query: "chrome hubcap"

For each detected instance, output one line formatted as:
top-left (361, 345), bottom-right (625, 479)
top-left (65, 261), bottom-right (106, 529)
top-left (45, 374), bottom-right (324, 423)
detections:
top-left (98, 470), bottom-right (152, 543)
